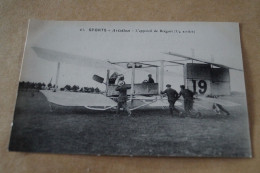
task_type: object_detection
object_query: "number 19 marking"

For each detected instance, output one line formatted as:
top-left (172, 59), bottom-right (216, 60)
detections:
top-left (192, 80), bottom-right (207, 94)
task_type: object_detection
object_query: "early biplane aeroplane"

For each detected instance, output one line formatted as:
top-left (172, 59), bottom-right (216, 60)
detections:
top-left (31, 47), bottom-right (242, 115)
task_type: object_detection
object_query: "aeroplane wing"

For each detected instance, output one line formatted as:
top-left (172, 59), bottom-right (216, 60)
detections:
top-left (32, 47), bottom-right (125, 72)
top-left (164, 52), bottom-right (243, 71)
top-left (41, 90), bottom-right (117, 107)
top-left (110, 60), bottom-right (183, 77)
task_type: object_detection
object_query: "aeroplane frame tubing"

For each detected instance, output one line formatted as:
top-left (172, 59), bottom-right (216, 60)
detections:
top-left (85, 105), bottom-right (117, 111)
top-left (128, 100), bottom-right (158, 111)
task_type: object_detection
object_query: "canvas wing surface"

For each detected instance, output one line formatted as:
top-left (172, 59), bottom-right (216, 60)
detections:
top-left (41, 90), bottom-right (117, 108)
top-left (32, 47), bottom-right (125, 72)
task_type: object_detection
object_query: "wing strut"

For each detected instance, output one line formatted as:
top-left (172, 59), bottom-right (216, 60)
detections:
top-left (54, 62), bottom-right (60, 91)
top-left (130, 63), bottom-right (135, 103)
top-left (159, 60), bottom-right (164, 93)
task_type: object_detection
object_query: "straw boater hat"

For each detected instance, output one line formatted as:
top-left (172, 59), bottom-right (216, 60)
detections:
top-left (118, 80), bottom-right (125, 86)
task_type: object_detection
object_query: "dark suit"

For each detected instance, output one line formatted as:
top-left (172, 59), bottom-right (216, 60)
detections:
top-left (179, 89), bottom-right (194, 113)
top-left (115, 85), bottom-right (131, 115)
top-left (161, 88), bottom-right (180, 115)
top-left (148, 77), bottom-right (155, 83)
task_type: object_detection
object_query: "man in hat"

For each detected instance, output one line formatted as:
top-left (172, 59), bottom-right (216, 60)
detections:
top-left (178, 85), bottom-right (194, 115)
top-left (161, 84), bottom-right (180, 116)
top-left (115, 80), bottom-right (131, 116)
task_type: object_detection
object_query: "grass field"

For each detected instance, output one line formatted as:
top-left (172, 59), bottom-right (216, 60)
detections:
top-left (9, 90), bottom-right (251, 157)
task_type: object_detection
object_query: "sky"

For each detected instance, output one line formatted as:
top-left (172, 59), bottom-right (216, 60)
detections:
top-left (20, 20), bottom-right (246, 92)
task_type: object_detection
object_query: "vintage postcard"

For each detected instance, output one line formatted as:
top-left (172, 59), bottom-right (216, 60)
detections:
top-left (9, 20), bottom-right (252, 157)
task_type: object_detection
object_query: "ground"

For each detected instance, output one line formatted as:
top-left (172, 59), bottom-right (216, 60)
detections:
top-left (9, 90), bottom-right (251, 157)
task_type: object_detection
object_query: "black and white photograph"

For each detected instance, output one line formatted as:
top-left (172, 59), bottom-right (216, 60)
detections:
top-left (9, 20), bottom-right (252, 157)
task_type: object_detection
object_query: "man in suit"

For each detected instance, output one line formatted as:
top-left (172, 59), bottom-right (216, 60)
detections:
top-left (161, 84), bottom-right (181, 116)
top-left (115, 80), bottom-right (131, 116)
top-left (178, 85), bottom-right (194, 114)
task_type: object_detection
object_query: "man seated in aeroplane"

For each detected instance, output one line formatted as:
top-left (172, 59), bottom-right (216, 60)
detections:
top-left (143, 74), bottom-right (155, 83)
top-left (147, 74), bottom-right (155, 83)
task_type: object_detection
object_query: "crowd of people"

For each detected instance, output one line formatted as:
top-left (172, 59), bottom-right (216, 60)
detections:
top-left (18, 81), bottom-right (100, 93)
top-left (18, 81), bottom-right (47, 90)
